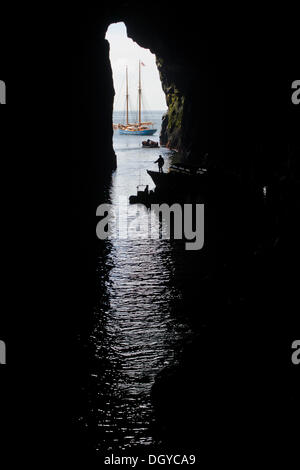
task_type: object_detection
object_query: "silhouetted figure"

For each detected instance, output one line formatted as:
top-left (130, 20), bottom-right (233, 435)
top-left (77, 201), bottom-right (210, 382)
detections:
top-left (155, 155), bottom-right (165, 173)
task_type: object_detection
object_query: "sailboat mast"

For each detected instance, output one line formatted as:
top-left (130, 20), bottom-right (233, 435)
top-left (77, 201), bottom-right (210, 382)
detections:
top-left (126, 66), bottom-right (129, 125)
top-left (138, 60), bottom-right (142, 126)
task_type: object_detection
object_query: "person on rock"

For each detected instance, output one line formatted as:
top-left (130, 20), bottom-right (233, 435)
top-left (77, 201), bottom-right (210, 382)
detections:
top-left (154, 155), bottom-right (165, 173)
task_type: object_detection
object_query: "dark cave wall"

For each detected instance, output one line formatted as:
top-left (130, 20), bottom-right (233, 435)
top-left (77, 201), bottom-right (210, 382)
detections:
top-left (72, 22), bottom-right (116, 185)
top-left (124, 12), bottom-right (210, 163)
top-left (71, 16), bottom-right (117, 334)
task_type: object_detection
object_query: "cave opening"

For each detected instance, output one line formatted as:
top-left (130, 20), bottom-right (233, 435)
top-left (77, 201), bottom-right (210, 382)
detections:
top-left (105, 22), bottom-right (167, 147)
top-left (103, 21), bottom-right (174, 206)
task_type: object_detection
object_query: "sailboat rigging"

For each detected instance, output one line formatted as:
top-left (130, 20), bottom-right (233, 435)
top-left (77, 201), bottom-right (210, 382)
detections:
top-left (113, 61), bottom-right (157, 135)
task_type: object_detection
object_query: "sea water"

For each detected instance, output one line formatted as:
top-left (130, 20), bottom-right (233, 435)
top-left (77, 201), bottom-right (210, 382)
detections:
top-left (77, 110), bottom-right (205, 453)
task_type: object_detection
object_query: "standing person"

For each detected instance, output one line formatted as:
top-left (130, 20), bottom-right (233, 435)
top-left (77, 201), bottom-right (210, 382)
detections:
top-left (154, 155), bottom-right (165, 173)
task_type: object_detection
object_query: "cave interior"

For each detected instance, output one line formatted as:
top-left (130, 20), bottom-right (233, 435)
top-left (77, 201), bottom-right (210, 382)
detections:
top-left (70, 4), bottom-right (299, 458)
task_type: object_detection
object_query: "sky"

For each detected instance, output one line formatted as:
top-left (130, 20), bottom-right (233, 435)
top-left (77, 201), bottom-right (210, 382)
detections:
top-left (105, 22), bottom-right (167, 111)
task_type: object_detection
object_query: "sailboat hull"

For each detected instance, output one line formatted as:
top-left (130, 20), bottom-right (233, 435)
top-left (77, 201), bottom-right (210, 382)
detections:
top-left (119, 128), bottom-right (157, 135)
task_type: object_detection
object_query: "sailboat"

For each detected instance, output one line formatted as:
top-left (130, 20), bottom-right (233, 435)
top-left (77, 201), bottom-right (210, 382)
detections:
top-left (116, 61), bottom-right (157, 136)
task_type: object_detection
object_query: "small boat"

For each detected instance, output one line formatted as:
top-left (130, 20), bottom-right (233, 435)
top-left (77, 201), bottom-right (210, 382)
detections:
top-left (142, 139), bottom-right (159, 148)
top-left (114, 61), bottom-right (157, 136)
top-left (129, 184), bottom-right (154, 204)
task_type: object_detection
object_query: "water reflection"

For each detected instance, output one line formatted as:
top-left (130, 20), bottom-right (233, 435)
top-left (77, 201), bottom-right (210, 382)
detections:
top-left (94, 239), bottom-right (193, 451)
top-left (78, 112), bottom-right (196, 453)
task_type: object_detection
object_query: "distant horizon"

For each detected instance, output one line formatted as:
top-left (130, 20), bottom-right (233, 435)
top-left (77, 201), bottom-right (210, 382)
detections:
top-left (113, 109), bottom-right (167, 112)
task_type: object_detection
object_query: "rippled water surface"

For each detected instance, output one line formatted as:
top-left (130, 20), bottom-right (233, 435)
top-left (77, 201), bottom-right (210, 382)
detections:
top-left (78, 112), bottom-right (198, 452)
